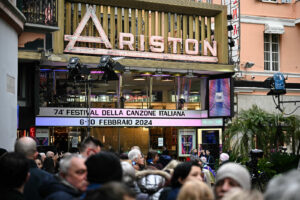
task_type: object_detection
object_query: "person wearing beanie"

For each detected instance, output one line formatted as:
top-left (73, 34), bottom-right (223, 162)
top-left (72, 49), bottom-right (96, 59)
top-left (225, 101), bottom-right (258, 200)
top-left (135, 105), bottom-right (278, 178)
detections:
top-left (219, 153), bottom-right (230, 166)
top-left (84, 152), bottom-right (123, 193)
top-left (214, 162), bottom-right (251, 200)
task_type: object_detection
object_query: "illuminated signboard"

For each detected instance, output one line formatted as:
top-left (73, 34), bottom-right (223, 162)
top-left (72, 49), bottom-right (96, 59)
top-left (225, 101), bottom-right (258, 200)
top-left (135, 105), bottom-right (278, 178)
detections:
top-left (64, 6), bottom-right (218, 63)
top-left (36, 107), bottom-right (223, 127)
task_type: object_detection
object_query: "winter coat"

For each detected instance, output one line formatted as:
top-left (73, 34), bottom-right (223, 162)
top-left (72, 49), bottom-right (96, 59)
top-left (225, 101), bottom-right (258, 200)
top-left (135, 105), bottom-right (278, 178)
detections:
top-left (135, 170), bottom-right (171, 200)
top-left (24, 160), bottom-right (55, 200)
top-left (40, 175), bottom-right (82, 200)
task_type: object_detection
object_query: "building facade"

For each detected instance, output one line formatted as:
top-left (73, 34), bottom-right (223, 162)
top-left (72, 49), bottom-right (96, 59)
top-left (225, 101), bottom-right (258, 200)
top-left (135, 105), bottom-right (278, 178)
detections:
top-left (0, 0), bottom-right (25, 151)
top-left (17, 0), bottom-right (234, 158)
top-left (228, 0), bottom-right (300, 116)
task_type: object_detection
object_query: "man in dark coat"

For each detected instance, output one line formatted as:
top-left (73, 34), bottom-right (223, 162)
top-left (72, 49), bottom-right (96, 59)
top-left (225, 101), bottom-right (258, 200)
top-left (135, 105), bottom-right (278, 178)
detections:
top-left (0, 152), bottom-right (30, 200)
top-left (14, 137), bottom-right (55, 200)
top-left (40, 154), bottom-right (88, 200)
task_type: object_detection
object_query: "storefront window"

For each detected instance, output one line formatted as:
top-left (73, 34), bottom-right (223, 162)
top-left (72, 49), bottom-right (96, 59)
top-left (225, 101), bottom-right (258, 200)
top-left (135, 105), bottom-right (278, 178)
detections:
top-left (39, 68), bottom-right (203, 110)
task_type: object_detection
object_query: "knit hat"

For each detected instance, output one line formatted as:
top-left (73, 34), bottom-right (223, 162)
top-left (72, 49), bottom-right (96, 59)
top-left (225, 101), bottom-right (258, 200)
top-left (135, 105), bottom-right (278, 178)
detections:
top-left (215, 162), bottom-right (251, 190)
top-left (220, 153), bottom-right (229, 162)
top-left (85, 152), bottom-right (123, 184)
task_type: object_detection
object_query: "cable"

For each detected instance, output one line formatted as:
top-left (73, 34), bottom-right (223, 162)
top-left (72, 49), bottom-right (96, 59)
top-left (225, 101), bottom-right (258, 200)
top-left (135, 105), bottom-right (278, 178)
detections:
top-left (283, 106), bottom-right (300, 116)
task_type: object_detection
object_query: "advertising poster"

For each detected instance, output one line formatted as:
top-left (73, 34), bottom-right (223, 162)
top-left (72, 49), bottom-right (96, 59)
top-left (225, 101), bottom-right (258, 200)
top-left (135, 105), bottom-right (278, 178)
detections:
top-left (178, 129), bottom-right (196, 157)
top-left (209, 78), bottom-right (231, 117)
top-left (36, 128), bottom-right (49, 146)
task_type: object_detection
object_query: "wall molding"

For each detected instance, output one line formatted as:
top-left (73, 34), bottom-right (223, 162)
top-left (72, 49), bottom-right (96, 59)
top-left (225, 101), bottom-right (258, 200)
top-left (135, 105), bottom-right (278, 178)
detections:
top-left (241, 15), bottom-right (296, 27)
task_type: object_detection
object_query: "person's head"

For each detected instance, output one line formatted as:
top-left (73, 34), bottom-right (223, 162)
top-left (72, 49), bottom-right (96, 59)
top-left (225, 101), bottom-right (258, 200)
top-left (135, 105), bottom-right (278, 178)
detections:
top-left (223, 188), bottom-right (263, 200)
top-left (206, 150), bottom-right (210, 155)
top-left (39, 152), bottom-right (46, 162)
top-left (177, 180), bottom-right (214, 200)
top-left (214, 162), bottom-right (251, 200)
top-left (171, 161), bottom-right (203, 188)
top-left (14, 137), bottom-right (38, 160)
top-left (85, 151), bottom-right (123, 184)
top-left (191, 149), bottom-right (198, 155)
top-left (264, 169), bottom-right (300, 200)
top-left (0, 152), bottom-right (30, 191)
top-left (79, 136), bottom-right (103, 158)
top-left (128, 149), bottom-right (144, 166)
top-left (220, 153), bottom-right (230, 163)
top-left (146, 150), bottom-right (159, 163)
top-left (35, 157), bottom-right (43, 169)
top-left (59, 154), bottom-right (88, 192)
top-left (46, 151), bottom-right (54, 158)
top-left (130, 146), bottom-right (141, 151)
top-left (43, 157), bottom-right (55, 173)
top-left (84, 182), bottom-right (135, 200)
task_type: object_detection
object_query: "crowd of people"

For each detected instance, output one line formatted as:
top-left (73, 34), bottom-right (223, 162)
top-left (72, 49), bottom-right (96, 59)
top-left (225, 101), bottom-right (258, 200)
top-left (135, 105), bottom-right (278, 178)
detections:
top-left (0, 136), bottom-right (300, 200)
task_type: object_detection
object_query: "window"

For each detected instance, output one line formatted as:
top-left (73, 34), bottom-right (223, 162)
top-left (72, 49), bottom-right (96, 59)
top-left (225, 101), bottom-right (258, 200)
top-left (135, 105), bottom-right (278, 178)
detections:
top-left (264, 34), bottom-right (279, 71)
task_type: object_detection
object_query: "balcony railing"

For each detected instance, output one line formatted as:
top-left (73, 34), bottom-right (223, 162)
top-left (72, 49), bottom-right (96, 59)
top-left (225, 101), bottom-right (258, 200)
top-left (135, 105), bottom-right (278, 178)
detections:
top-left (17, 0), bottom-right (57, 26)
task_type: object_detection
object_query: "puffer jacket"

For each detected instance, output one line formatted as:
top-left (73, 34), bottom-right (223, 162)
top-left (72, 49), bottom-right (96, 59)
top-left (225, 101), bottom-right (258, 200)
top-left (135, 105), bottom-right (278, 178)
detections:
top-left (136, 170), bottom-right (171, 200)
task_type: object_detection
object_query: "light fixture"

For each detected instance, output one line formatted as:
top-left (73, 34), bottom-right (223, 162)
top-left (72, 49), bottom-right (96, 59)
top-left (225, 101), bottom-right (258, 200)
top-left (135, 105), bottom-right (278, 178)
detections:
top-left (245, 62), bottom-right (255, 68)
top-left (98, 56), bottom-right (120, 82)
top-left (227, 14), bottom-right (233, 20)
top-left (140, 72), bottom-right (153, 76)
top-left (227, 25), bottom-right (233, 31)
top-left (162, 77), bottom-right (174, 82)
top-left (67, 57), bottom-right (90, 81)
top-left (152, 69), bottom-right (170, 77)
top-left (185, 71), bottom-right (197, 78)
top-left (133, 76), bottom-right (146, 81)
top-left (106, 90), bottom-right (116, 94)
top-left (132, 89), bottom-right (142, 94)
top-left (190, 90), bottom-right (199, 94)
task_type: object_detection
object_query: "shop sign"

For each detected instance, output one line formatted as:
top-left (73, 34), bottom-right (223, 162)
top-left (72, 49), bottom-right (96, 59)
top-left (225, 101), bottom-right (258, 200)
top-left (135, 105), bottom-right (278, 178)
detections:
top-left (64, 6), bottom-right (218, 63)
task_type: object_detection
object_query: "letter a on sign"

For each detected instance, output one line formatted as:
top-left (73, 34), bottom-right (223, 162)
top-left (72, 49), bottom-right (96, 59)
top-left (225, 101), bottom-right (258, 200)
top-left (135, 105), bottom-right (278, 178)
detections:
top-left (64, 6), bottom-right (112, 52)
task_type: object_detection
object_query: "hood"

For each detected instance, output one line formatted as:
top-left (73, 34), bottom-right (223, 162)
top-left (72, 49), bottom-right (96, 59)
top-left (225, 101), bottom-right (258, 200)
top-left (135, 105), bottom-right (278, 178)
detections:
top-left (136, 170), bottom-right (171, 194)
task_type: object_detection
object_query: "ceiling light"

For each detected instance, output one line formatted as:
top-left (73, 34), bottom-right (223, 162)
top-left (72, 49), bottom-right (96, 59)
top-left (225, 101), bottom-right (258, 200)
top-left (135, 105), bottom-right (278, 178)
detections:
top-left (140, 72), bottom-right (153, 76)
top-left (106, 90), bottom-right (116, 94)
top-left (132, 89), bottom-right (142, 94)
top-left (133, 76), bottom-right (146, 81)
top-left (162, 77), bottom-right (174, 82)
top-left (190, 90), bottom-right (199, 94)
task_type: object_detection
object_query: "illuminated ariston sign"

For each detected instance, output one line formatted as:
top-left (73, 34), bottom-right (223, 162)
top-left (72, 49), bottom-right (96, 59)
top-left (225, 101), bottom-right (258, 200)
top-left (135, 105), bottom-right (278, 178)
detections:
top-left (64, 6), bottom-right (218, 63)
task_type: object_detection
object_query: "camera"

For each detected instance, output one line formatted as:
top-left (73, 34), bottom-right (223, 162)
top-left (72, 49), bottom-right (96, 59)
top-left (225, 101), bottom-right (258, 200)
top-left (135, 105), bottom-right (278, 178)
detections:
top-left (250, 149), bottom-right (263, 158)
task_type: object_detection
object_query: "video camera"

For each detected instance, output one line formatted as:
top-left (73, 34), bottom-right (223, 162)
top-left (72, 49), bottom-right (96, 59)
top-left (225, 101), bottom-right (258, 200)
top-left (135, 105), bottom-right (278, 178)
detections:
top-left (250, 149), bottom-right (264, 159)
top-left (247, 149), bottom-right (263, 171)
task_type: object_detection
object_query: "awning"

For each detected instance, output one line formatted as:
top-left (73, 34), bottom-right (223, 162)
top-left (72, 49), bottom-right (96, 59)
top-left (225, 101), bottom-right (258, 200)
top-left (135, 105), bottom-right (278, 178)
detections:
top-left (264, 23), bottom-right (285, 34)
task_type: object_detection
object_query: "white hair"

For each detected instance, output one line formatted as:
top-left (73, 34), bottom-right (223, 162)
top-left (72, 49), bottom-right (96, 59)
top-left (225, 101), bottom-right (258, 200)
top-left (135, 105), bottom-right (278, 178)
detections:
top-left (59, 154), bottom-right (83, 174)
top-left (128, 149), bottom-right (141, 161)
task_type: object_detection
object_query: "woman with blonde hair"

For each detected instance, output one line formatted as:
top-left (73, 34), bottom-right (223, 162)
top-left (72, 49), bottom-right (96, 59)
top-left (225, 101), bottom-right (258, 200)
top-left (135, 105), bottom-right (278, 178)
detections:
top-left (177, 180), bottom-right (214, 200)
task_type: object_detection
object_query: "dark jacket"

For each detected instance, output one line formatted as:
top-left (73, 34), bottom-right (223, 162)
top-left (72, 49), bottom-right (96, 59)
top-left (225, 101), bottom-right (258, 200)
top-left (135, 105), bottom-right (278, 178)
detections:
top-left (1, 188), bottom-right (24, 200)
top-left (24, 160), bottom-right (55, 200)
top-left (40, 175), bottom-right (82, 200)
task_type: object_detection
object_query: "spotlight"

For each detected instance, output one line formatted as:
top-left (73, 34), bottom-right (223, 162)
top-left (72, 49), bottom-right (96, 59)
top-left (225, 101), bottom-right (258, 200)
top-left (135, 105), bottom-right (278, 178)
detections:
top-left (67, 57), bottom-right (90, 81)
top-left (228, 40), bottom-right (235, 47)
top-left (245, 62), bottom-right (255, 68)
top-left (98, 55), bottom-right (114, 68)
top-left (98, 56), bottom-right (121, 82)
top-left (227, 14), bottom-right (233, 20)
top-left (227, 25), bottom-right (233, 31)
